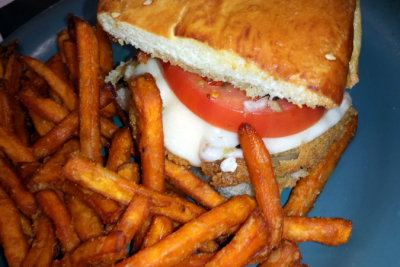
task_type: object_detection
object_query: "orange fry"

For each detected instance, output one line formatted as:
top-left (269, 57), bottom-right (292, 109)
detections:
top-left (96, 23), bottom-right (113, 76)
top-left (47, 53), bottom-right (70, 85)
top-left (36, 189), bottom-right (80, 252)
top-left (63, 155), bottom-right (206, 223)
top-left (239, 123), bottom-right (283, 248)
top-left (0, 186), bottom-right (29, 267)
top-left (4, 53), bottom-right (23, 94)
top-left (165, 160), bottom-right (226, 208)
top-left (0, 157), bottom-right (37, 217)
top-left (0, 125), bottom-right (36, 163)
top-left (59, 181), bottom-right (122, 224)
top-left (117, 162), bottom-right (140, 183)
top-left (259, 240), bottom-right (302, 267)
top-left (30, 139), bottom-right (79, 190)
top-left (0, 83), bottom-right (13, 129)
top-left (66, 194), bottom-right (103, 241)
top-left (22, 56), bottom-right (77, 110)
top-left (141, 215), bottom-right (174, 249)
top-left (130, 217), bottom-right (152, 253)
top-left (113, 194), bottom-right (150, 247)
top-left (23, 215), bottom-right (57, 267)
top-left (64, 156), bottom-right (205, 222)
top-left (19, 87), bottom-right (70, 123)
top-left (115, 195), bottom-right (256, 267)
top-left (29, 110), bottom-right (55, 136)
top-left (130, 73), bottom-right (165, 192)
top-left (283, 216), bottom-right (352, 246)
top-left (100, 116), bottom-right (119, 139)
top-left (68, 231), bottom-right (126, 266)
top-left (284, 115), bottom-right (358, 216)
top-left (62, 40), bottom-right (79, 87)
top-left (107, 127), bottom-right (134, 171)
top-left (76, 17), bottom-right (102, 163)
top-left (173, 253), bottom-right (215, 267)
top-left (13, 103), bottom-right (30, 145)
top-left (206, 210), bottom-right (269, 267)
top-left (32, 111), bottom-right (79, 159)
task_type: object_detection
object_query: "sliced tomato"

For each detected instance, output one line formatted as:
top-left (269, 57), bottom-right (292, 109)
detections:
top-left (161, 62), bottom-right (325, 138)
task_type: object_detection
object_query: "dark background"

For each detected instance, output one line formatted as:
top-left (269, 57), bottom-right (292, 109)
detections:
top-left (0, 0), bottom-right (61, 39)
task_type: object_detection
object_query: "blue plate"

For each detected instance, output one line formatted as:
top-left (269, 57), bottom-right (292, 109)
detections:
top-left (3, 0), bottom-right (400, 266)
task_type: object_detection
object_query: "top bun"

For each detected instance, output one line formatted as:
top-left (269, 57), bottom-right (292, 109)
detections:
top-left (98, 0), bottom-right (361, 108)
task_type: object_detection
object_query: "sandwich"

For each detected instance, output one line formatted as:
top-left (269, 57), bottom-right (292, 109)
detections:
top-left (98, 0), bottom-right (361, 195)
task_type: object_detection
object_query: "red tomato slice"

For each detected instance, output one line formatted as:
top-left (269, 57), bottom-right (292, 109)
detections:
top-left (161, 62), bottom-right (325, 138)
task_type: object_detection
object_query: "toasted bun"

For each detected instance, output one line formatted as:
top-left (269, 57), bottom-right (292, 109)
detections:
top-left (98, 0), bottom-right (360, 108)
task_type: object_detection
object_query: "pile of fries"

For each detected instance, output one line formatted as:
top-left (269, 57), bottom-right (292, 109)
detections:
top-left (0, 15), bottom-right (354, 267)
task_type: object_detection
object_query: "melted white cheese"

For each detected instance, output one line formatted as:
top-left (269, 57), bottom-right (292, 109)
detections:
top-left (124, 59), bottom-right (351, 167)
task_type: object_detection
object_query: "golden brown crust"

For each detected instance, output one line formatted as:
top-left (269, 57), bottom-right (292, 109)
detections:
top-left (202, 107), bottom-right (358, 188)
top-left (99, 0), bottom-right (357, 106)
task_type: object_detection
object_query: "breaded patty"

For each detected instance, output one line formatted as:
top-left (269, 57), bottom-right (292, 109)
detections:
top-left (200, 107), bottom-right (358, 189)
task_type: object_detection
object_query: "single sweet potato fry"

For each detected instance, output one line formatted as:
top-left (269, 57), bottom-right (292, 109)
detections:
top-left (113, 194), bottom-right (150, 247)
top-left (75, 17), bottom-right (102, 163)
top-left (66, 194), bottom-right (104, 241)
top-left (0, 157), bottom-right (37, 217)
top-left (32, 111), bottom-right (79, 159)
top-left (96, 23), bottom-right (113, 76)
top-left (0, 125), bottom-right (36, 163)
top-left (173, 253), bottom-right (215, 267)
top-left (283, 216), bottom-right (352, 246)
top-left (115, 195), bottom-right (256, 267)
top-left (206, 210), bottom-right (269, 267)
top-left (165, 160), bottom-right (226, 208)
top-left (23, 215), bottom-right (57, 267)
top-left (107, 127), bottom-right (134, 171)
top-left (239, 123), bottom-right (283, 248)
top-left (29, 110), bottom-right (55, 136)
top-left (36, 189), bottom-right (80, 252)
top-left (259, 240), bottom-right (302, 267)
top-left (62, 40), bottom-right (79, 87)
top-left (47, 53), bottom-right (70, 86)
top-left (284, 115), bottom-right (358, 216)
top-left (63, 155), bottom-right (205, 223)
top-left (22, 56), bottom-right (77, 110)
top-left (129, 73), bottom-right (165, 192)
top-left (117, 162), bottom-right (140, 183)
top-left (0, 186), bottom-right (29, 267)
top-left (141, 215), bottom-right (174, 248)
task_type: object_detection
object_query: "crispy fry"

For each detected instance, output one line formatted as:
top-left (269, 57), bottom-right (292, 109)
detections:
top-left (283, 216), bottom-right (352, 246)
top-left (59, 181), bottom-right (123, 224)
top-left (32, 111), bottom-right (79, 159)
top-left (0, 157), bottom-right (37, 217)
top-left (23, 215), bottom-right (56, 267)
top-left (96, 23), bottom-right (113, 76)
top-left (29, 110), bottom-right (55, 136)
top-left (63, 155), bottom-right (205, 223)
top-left (19, 87), bottom-right (70, 123)
top-left (107, 127), bottom-right (134, 171)
top-left (0, 125), bottom-right (36, 163)
top-left (30, 139), bottom-right (79, 189)
top-left (47, 53), bottom-right (70, 85)
top-left (4, 53), bottom-right (23, 94)
top-left (115, 195), bottom-right (256, 267)
top-left (0, 186), bottom-right (29, 267)
top-left (76, 17), bottom-right (102, 163)
top-left (22, 56), bottom-right (77, 110)
top-left (36, 189), bottom-right (80, 252)
top-left (259, 240), bottom-right (302, 267)
top-left (130, 73), bottom-right (165, 192)
top-left (173, 253), bottom-right (215, 267)
top-left (239, 123), bottom-right (283, 248)
top-left (66, 194), bottom-right (104, 241)
top-left (165, 160), bottom-right (226, 208)
top-left (205, 210), bottom-right (269, 267)
top-left (117, 162), bottom-right (140, 183)
top-left (0, 83), bottom-right (13, 129)
top-left (284, 115), bottom-right (358, 216)
top-left (62, 40), bottom-right (79, 87)
top-left (68, 231), bottom-right (126, 265)
top-left (57, 29), bottom-right (70, 60)
top-left (141, 215), bottom-right (174, 248)
top-left (113, 194), bottom-right (150, 247)
top-left (13, 101), bottom-right (30, 145)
